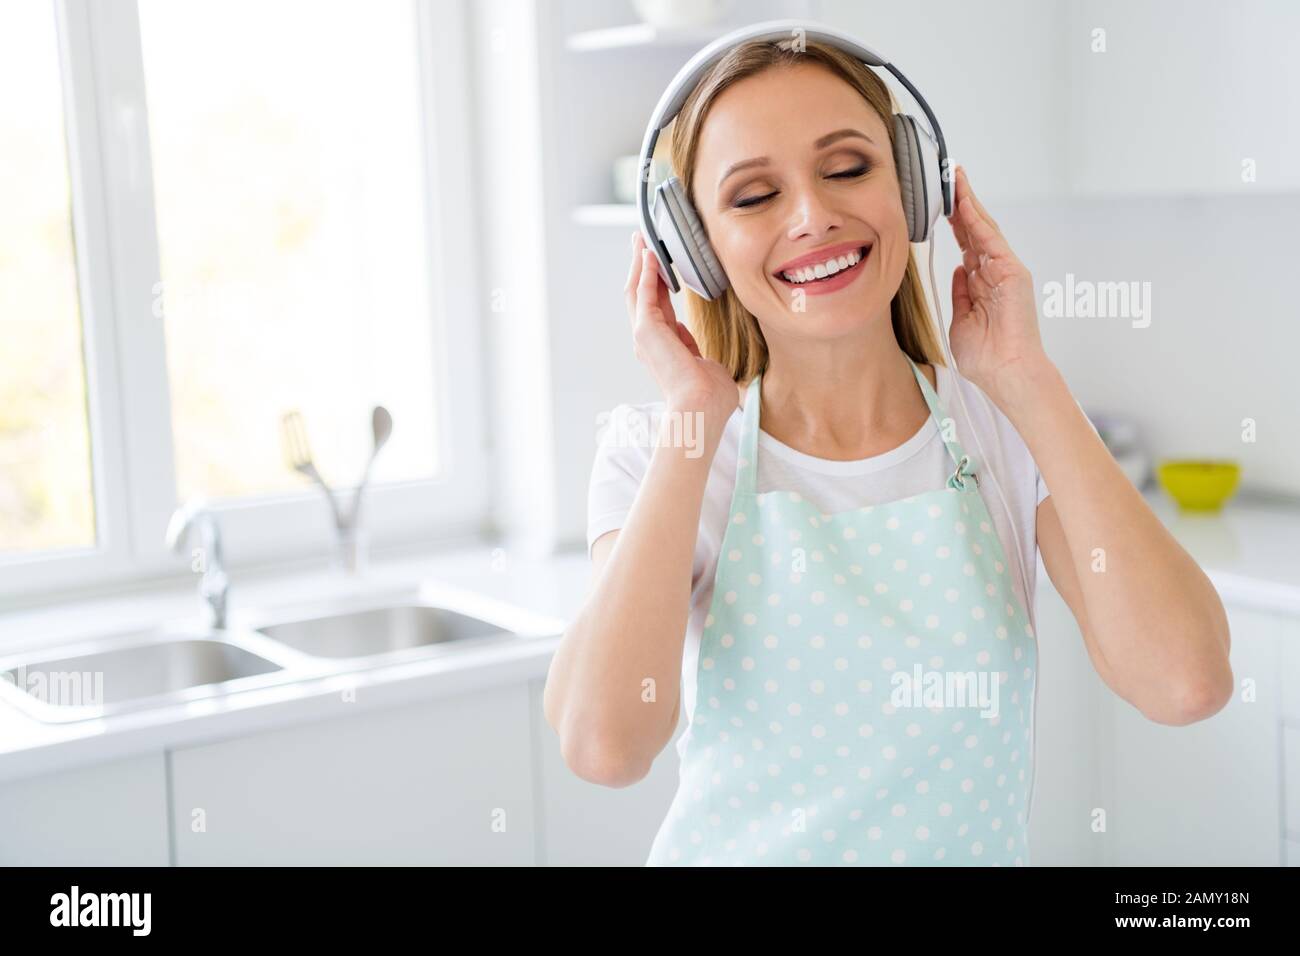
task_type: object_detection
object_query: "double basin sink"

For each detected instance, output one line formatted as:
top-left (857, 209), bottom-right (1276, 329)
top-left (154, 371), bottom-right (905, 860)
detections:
top-left (0, 583), bottom-right (565, 724)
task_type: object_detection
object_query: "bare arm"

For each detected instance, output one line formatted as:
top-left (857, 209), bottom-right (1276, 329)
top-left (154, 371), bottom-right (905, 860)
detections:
top-left (544, 411), bottom-right (723, 788)
top-left (1020, 364), bottom-right (1232, 725)
top-left (945, 164), bottom-right (1231, 726)
top-left (545, 231), bottom-right (739, 788)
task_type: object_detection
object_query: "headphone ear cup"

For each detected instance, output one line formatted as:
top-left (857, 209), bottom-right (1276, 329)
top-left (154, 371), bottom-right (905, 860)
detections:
top-left (892, 114), bottom-right (942, 243)
top-left (653, 176), bottom-right (729, 300)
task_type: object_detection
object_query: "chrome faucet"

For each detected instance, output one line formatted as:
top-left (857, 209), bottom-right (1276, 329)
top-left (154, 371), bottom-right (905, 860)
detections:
top-left (166, 499), bottom-right (229, 630)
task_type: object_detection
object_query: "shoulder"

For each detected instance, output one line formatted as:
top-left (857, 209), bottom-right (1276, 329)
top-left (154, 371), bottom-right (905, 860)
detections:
top-left (934, 362), bottom-right (1038, 471)
top-left (595, 400), bottom-right (664, 442)
top-left (593, 401), bottom-right (666, 473)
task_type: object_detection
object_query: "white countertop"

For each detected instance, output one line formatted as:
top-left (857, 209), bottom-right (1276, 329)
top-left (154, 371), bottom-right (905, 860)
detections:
top-left (1, 486), bottom-right (1298, 782)
top-left (0, 543), bottom-right (595, 782)
top-left (1136, 489), bottom-right (1300, 616)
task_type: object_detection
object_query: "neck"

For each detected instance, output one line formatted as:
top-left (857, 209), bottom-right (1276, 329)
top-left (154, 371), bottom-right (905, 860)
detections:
top-left (749, 314), bottom-right (930, 461)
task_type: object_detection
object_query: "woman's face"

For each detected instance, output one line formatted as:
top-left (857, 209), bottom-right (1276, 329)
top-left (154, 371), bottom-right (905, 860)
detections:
top-left (692, 62), bottom-right (910, 338)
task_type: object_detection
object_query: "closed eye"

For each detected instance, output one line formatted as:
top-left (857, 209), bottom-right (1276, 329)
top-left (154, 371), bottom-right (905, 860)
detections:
top-left (732, 164), bottom-right (872, 209)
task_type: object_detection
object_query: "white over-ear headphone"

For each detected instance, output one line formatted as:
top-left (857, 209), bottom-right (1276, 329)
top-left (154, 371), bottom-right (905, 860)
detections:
top-left (636, 18), bottom-right (951, 300)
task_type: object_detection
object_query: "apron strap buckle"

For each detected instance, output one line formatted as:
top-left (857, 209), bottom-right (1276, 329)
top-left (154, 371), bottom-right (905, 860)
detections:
top-left (948, 453), bottom-right (979, 490)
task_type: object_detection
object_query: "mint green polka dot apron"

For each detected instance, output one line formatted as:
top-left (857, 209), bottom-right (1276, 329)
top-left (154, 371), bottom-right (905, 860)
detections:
top-left (645, 357), bottom-right (1038, 866)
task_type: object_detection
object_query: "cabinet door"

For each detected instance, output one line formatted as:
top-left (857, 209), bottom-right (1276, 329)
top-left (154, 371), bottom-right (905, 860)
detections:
top-left (170, 685), bottom-right (536, 865)
top-left (0, 753), bottom-right (170, 865)
top-left (1107, 604), bottom-right (1282, 865)
top-left (1282, 618), bottom-right (1300, 848)
top-left (532, 678), bottom-right (685, 866)
top-left (1027, 572), bottom-right (1108, 866)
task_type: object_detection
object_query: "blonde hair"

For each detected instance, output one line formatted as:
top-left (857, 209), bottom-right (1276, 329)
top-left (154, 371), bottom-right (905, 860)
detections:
top-left (665, 37), bottom-right (946, 382)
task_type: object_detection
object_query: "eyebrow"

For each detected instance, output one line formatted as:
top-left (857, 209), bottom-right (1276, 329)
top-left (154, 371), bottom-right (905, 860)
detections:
top-left (716, 128), bottom-right (875, 191)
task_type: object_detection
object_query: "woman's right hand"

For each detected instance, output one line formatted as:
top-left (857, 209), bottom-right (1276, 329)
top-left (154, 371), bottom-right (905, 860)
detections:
top-left (625, 231), bottom-right (740, 430)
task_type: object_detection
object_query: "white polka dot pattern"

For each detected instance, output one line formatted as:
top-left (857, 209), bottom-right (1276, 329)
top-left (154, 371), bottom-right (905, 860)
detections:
top-left (644, 359), bottom-right (1038, 867)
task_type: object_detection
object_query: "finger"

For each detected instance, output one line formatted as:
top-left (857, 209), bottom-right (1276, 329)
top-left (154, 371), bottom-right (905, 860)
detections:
top-left (958, 166), bottom-right (1001, 235)
top-left (957, 201), bottom-right (986, 274)
top-left (675, 321), bottom-right (702, 358)
top-left (965, 260), bottom-right (1009, 306)
top-left (958, 194), bottom-right (1013, 261)
top-left (946, 168), bottom-right (973, 253)
top-left (637, 249), bottom-right (670, 326)
top-left (964, 263), bottom-right (994, 303)
top-left (632, 303), bottom-right (679, 372)
top-left (625, 244), bottom-right (643, 322)
top-left (951, 264), bottom-right (973, 324)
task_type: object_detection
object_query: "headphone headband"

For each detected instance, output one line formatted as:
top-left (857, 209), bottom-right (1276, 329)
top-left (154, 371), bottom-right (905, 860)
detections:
top-left (637, 18), bottom-right (951, 294)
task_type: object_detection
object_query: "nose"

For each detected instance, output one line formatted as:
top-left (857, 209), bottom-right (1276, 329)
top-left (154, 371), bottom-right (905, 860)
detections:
top-left (785, 176), bottom-right (846, 243)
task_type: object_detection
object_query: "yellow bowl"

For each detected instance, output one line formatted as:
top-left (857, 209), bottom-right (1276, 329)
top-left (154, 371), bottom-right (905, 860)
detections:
top-left (1156, 460), bottom-right (1240, 512)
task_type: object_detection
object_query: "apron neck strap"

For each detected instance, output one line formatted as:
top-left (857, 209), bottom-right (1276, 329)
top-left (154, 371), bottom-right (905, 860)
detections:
top-left (906, 356), bottom-right (977, 486)
top-left (737, 375), bottom-right (763, 495)
top-left (738, 357), bottom-right (980, 496)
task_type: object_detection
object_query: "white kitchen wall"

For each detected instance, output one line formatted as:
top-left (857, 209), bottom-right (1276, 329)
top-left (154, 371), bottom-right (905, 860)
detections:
top-left (463, 0), bottom-right (1299, 533)
top-left (984, 191), bottom-right (1300, 497)
top-left (531, 0), bottom-right (1300, 531)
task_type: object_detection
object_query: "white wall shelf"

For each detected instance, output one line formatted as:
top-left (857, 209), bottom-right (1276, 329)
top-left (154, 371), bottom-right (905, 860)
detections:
top-left (565, 22), bottom-right (727, 52)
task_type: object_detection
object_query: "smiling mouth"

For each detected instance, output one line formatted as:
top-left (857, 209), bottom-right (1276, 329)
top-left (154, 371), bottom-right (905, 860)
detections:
top-left (774, 245), bottom-right (872, 286)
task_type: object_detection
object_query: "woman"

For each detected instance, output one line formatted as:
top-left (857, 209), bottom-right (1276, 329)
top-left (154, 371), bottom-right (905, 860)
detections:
top-left (544, 34), bottom-right (1232, 866)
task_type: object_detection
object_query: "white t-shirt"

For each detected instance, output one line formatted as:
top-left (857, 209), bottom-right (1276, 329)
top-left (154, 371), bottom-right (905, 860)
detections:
top-left (587, 362), bottom-right (1051, 760)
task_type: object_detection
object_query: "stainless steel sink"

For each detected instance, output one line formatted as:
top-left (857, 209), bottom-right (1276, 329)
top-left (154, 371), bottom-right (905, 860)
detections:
top-left (0, 625), bottom-right (303, 723)
top-left (246, 585), bottom-right (563, 666)
top-left (0, 583), bottom-right (566, 724)
top-left (256, 604), bottom-right (517, 659)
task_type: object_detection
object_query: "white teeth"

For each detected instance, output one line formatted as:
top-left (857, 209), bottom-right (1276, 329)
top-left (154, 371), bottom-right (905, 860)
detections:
top-left (781, 247), bottom-right (866, 284)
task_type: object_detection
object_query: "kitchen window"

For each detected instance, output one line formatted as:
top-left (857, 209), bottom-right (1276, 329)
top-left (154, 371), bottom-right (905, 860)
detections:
top-left (0, 1), bottom-right (97, 557)
top-left (0, 0), bottom-right (486, 604)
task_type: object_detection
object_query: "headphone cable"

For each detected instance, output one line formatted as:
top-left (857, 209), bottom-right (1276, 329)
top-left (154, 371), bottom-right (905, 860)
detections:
top-left (923, 233), bottom-right (1040, 836)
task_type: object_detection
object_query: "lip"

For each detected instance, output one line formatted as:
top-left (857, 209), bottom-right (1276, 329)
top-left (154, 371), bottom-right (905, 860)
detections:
top-left (773, 240), bottom-right (871, 276)
top-left (773, 244), bottom-right (871, 296)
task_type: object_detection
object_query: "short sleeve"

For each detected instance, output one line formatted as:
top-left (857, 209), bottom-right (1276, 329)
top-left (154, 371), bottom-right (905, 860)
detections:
top-left (587, 403), bottom-right (655, 559)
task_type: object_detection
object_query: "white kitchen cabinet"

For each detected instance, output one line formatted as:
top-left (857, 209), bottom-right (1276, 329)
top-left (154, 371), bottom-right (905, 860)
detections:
top-left (1027, 571), bottom-right (1108, 865)
top-left (0, 752), bottom-right (169, 865)
top-left (1283, 620), bottom-right (1300, 856)
top-left (1065, 0), bottom-right (1300, 197)
top-left (169, 685), bottom-right (537, 865)
top-left (532, 678), bottom-right (683, 865)
top-left (1106, 604), bottom-right (1283, 865)
top-left (1284, 724), bottom-right (1300, 845)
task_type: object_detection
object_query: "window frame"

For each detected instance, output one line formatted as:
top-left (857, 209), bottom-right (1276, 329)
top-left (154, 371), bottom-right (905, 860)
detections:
top-left (1, 0), bottom-right (488, 606)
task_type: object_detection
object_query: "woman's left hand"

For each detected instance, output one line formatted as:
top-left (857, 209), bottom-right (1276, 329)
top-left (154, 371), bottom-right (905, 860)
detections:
top-left (947, 166), bottom-right (1049, 408)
